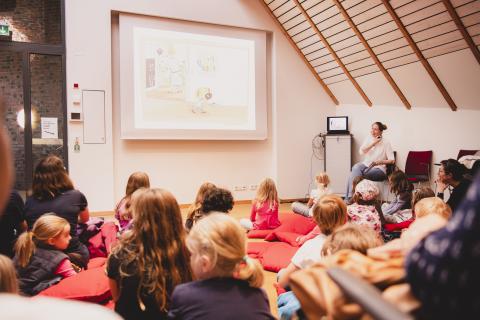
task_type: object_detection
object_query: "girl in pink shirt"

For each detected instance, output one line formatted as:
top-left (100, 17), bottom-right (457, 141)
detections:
top-left (115, 172), bottom-right (150, 232)
top-left (240, 178), bottom-right (281, 231)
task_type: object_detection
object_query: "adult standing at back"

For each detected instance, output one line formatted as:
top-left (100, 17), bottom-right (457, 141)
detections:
top-left (345, 122), bottom-right (395, 200)
top-left (24, 155), bottom-right (90, 268)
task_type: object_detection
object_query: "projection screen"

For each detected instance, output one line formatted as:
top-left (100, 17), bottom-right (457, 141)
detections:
top-left (119, 13), bottom-right (268, 140)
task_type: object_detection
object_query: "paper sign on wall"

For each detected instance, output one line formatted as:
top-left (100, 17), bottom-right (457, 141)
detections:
top-left (41, 117), bottom-right (58, 139)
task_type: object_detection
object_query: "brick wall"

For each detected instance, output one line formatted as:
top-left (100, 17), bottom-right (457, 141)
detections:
top-left (1, 0), bottom-right (61, 44)
top-left (0, 52), bottom-right (25, 190)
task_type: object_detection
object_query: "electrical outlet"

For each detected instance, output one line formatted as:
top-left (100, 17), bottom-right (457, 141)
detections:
top-left (240, 186), bottom-right (247, 191)
top-left (249, 184), bottom-right (257, 191)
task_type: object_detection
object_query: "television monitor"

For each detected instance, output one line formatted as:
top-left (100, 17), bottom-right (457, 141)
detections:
top-left (327, 116), bottom-right (349, 134)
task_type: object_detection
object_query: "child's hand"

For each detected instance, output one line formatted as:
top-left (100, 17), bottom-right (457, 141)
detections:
top-left (296, 235), bottom-right (307, 246)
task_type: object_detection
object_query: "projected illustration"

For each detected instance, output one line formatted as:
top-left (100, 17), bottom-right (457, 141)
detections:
top-left (133, 28), bottom-right (256, 130)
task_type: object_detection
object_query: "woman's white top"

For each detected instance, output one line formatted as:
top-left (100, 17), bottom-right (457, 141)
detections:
top-left (359, 136), bottom-right (394, 173)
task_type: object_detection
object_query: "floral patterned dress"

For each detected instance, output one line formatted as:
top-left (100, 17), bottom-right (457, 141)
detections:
top-left (347, 203), bottom-right (381, 235)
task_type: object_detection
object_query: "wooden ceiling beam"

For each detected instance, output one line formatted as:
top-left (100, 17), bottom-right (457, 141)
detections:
top-left (442, 0), bottom-right (480, 66)
top-left (381, 0), bottom-right (457, 111)
top-left (332, 0), bottom-right (412, 110)
top-left (259, 1), bottom-right (339, 105)
top-left (292, 0), bottom-right (372, 106)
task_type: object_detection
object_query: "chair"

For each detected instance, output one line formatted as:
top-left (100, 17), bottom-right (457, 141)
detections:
top-left (404, 151), bottom-right (432, 187)
top-left (327, 268), bottom-right (413, 320)
top-left (457, 149), bottom-right (478, 160)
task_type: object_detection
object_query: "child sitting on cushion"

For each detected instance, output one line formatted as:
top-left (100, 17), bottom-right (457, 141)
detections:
top-left (240, 178), bottom-right (281, 231)
top-left (291, 172), bottom-right (331, 217)
top-left (347, 179), bottom-right (382, 236)
top-left (168, 214), bottom-right (274, 319)
top-left (277, 195), bottom-right (347, 289)
top-left (278, 223), bottom-right (383, 319)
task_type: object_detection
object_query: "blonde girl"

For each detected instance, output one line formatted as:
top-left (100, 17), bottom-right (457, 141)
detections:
top-left (0, 254), bottom-right (18, 293)
top-left (115, 171), bottom-right (150, 231)
top-left (240, 178), bottom-right (281, 231)
top-left (168, 214), bottom-right (274, 319)
top-left (107, 188), bottom-right (192, 319)
top-left (278, 195), bottom-right (348, 288)
top-left (185, 182), bottom-right (216, 231)
top-left (292, 172), bottom-right (331, 217)
top-left (321, 223), bottom-right (383, 256)
top-left (14, 214), bottom-right (75, 296)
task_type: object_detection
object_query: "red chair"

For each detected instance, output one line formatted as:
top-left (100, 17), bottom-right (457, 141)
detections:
top-left (404, 151), bottom-right (433, 186)
top-left (457, 149), bottom-right (478, 160)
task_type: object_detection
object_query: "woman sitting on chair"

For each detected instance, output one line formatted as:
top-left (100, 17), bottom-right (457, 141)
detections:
top-left (345, 122), bottom-right (395, 201)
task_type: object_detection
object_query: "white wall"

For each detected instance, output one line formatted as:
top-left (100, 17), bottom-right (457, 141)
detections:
top-left (65, 0), bottom-right (336, 211)
top-left (332, 49), bottom-right (480, 186)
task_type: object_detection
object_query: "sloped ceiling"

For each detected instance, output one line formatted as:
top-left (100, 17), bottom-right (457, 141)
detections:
top-left (261, 0), bottom-right (480, 110)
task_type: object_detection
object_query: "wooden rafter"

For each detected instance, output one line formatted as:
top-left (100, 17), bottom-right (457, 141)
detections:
top-left (259, 1), bottom-right (339, 105)
top-left (332, 0), bottom-right (412, 110)
top-left (292, 0), bottom-right (372, 106)
top-left (381, 0), bottom-right (457, 111)
top-left (442, 0), bottom-right (480, 66)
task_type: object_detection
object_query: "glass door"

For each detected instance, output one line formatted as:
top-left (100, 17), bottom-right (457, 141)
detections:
top-left (1, 51), bottom-right (27, 193)
top-left (28, 53), bottom-right (66, 189)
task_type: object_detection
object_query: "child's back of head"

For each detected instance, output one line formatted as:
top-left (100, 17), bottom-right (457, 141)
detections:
top-left (412, 187), bottom-right (435, 209)
top-left (415, 197), bottom-right (452, 220)
top-left (112, 188), bottom-right (192, 312)
top-left (321, 223), bottom-right (383, 256)
top-left (200, 187), bottom-right (234, 214)
top-left (0, 254), bottom-right (18, 293)
top-left (125, 172), bottom-right (150, 197)
top-left (14, 214), bottom-right (69, 268)
top-left (185, 182), bottom-right (217, 231)
top-left (315, 172), bottom-right (330, 188)
top-left (312, 195), bottom-right (347, 236)
top-left (388, 170), bottom-right (412, 194)
top-left (187, 213), bottom-right (263, 288)
top-left (352, 179), bottom-right (379, 205)
top-left (255, 178), bottom-right (278, 208)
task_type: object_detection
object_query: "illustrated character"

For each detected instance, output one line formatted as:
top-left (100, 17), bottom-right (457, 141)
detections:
top-left (192, 87), bottom-right (212, 114)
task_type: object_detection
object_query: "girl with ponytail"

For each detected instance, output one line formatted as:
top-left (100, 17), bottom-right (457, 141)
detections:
top-left (168, 213), bottom-right (274, 319)
top-left (14, 214), bottom-right (76, 296)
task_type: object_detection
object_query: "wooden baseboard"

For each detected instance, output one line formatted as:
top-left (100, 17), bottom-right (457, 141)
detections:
top-left (90, 210), bottom-right (114, 217)
top-left (91, 200), bottom-right (255, 216)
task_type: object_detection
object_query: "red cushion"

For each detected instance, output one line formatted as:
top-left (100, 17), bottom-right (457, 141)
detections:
top-left (384, 219), bottom-right (414, 232)
top-left (247, 229), bottom-right (272, 239)
top-left (274, 283), bottom-right (287, 296)
top-left (38, 266), bottom-right (111, 303)
top-left (101, 222), bottom-right (118, 255)
top-left (87, 232), bottom-right (107, 258)
top-left (268, 231), bottom-right (302, 247)
top-left (104, 299), bottom-right (115, 309)
top-left (247, 242), bottom-right (298, 272)
top-left (247, 242), bottom-right (271, 259)
top-left (87, 257), bottom-right (107, 269)
top-left (261, 242), bottom-right (298, 272)
top-left (246, 212), bottom-right (291, 239)
top-left (264, 213), bottom-right (316, 242)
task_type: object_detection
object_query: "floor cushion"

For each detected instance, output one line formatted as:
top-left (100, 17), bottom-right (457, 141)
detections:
top-left (264, 213), bottom-right (317, 243)
top-left (38, 266), bottom-right (111, 303)
top-left (246, 212), bottom-right (292, 239)
top-left (247, 241), bottom-right (298, 272)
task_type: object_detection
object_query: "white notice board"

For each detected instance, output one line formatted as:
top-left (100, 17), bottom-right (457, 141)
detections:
top-left (83, 90), bottom-right (105, 144)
